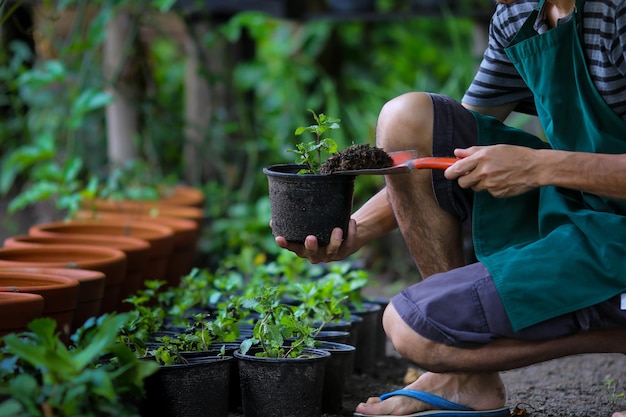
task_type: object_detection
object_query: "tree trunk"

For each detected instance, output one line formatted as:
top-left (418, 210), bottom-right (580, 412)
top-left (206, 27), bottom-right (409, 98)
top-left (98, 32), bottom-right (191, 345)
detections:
top-left (182, 20), bottom-right (230, 184)
top-left (104, 11), bottom-right (140, 166)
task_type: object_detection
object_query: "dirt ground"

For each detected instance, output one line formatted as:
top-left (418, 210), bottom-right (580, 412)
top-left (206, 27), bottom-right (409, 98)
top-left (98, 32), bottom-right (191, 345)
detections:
top-left (333, 350), bottom-right (626, 417)
top-left (2, 200), bottom-right (626, 417)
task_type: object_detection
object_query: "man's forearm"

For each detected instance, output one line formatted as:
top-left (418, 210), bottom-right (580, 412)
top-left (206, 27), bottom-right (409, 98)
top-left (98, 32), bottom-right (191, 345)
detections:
top-left (352, 188), bottom-right (398, 247)
top-left (536, 149), bottom-right (626, 200)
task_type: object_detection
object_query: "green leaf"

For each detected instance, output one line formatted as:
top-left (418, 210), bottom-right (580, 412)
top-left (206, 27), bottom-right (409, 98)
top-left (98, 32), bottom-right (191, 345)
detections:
top-left (0, 398), bottom-right (25, 417)
top-left (239, 338), bottom-right (256, 355)
top-left (7, 181), bottom-right (60, 213)
top-left (73, 89), bottom-right (113, 113)
top-left (73, 314), bottom-right (129, 370)
top-left (152, 0), bottom-right (177, 12)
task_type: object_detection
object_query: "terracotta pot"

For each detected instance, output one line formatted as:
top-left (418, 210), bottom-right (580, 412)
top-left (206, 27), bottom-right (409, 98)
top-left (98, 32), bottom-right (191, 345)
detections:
top-left (29, 218), bottom-right (174, 294)
top-left (0, 271), bottom-right (80, 341)
top-left (81, 200), bottom-right (205, 227)
top-left (0, 292), bottom-right (44, 337)
top-left (0, 245), bottom-right (127, 315)
top-left (138, 216), bottom-right (198, 288)
top-left (81, 185), bottom-right (205, 210)
top-left (0, 266), bottom-right (106, 332)
top-left (159, 185), bottom-right (205, 208)
top-left (74, 212), bottom-right (199, 288)
top-left (6, 234), bottom-right (150, 311)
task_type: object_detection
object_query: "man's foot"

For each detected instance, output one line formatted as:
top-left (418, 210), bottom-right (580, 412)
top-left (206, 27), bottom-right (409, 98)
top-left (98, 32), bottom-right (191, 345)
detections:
top-left (354, 372), bottom-right (506, 416)
top-left (612, 412), bottom-right (626, 417)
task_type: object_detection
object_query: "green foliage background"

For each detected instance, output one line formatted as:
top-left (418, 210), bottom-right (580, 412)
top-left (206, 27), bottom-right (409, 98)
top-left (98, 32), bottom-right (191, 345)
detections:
top-left (0, 0), bottom-right (488, 279)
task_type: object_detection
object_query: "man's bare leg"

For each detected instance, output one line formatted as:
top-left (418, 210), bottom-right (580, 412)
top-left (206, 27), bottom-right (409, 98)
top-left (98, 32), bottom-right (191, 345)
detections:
top-left (376, 92), bottom-right (465, 277)
top-left (355, 304), bottom-right (626, 415)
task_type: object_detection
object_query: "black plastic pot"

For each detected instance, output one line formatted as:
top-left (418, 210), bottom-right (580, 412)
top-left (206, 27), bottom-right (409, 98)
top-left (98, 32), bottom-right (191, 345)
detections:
top-left (314, 318), bottom-right (352, 333)
top-left (314, 330), bottom-right (350, 344)
top-left (264, 164), bottom-right (355, 245)
top-left (234, 347), bottom-right (330, 417)
top-left (186, 343), bottom-right (243, 413)
top-left (141, 354), bottom-right (233, 417)
top-left (344, 313), bottom-right (359, 350)
top-left (316, 341), bottom-right (356, 414)
top-left (366, 296), bottom-right (390, 360)
top-left (350, 302), bottom-right (382, 374)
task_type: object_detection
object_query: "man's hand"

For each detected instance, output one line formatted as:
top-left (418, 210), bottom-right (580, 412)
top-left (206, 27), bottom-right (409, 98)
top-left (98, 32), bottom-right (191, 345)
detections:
top-left (444, 145), bottom-right (542, 198)
top-left (274, 219), bottom-right (359, 264)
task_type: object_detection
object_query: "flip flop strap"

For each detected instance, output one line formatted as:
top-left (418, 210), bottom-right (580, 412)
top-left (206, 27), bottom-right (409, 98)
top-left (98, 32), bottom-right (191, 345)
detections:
top-left (379, 389), bottom-right (474, 411)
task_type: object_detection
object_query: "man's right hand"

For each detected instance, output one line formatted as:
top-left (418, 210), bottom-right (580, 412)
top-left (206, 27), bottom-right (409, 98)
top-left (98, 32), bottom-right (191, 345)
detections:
top-left (274, 219), bottom-right (359, 264)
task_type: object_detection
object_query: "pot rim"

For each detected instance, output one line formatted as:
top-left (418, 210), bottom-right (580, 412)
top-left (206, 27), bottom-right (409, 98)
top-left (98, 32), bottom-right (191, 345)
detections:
top-left (233, 347), bottom-right (331, 362)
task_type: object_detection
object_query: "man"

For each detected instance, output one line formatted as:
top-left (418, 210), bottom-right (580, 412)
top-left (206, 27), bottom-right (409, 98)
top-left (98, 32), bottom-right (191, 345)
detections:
top-left (275, 0), bottom-right (626, 415)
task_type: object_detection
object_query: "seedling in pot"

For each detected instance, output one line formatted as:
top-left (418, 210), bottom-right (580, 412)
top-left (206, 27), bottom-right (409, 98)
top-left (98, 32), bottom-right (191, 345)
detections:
top-left (239, 287), bottom-right (317, 359)
top-left (289, 109), bottom-right (340, 174)
top-left (293, 280), bottom-right (350, 333)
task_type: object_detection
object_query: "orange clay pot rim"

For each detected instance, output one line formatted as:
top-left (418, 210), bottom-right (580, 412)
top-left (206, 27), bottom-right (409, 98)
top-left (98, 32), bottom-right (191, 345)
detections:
top-left (0, 244), bottom-right (127, 261)
top-left (31, 219), bottom-right (174, 236)
top-left (87, 200), bottom-right (204, 213)
top-left (0, 271), bottom-right (80, 290)
top-left (76, 213), bottom-right (198, 232)
top-left (0, 266), bottom-right (106, 281)
top-left (7, 234), bottom-right (151, 250)
top-left (0, 291), bottom-right (45, 301)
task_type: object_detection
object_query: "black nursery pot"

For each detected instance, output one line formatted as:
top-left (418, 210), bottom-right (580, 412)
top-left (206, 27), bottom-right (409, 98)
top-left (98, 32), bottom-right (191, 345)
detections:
top-left (264, 164), bottom-right (355, 245)
top-left (141, 354), bottom-right (233, 417)
top-left (234, 347), bottom-right (330, 417)
top-left (350, 302), bottom-right (382, 375)
top-left (316, 341), bottom-right (357, 414)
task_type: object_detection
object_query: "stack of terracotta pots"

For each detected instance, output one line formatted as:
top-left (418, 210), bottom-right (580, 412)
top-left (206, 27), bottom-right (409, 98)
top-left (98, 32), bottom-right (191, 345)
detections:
top-left (0, 185), bottom-right (205, 341)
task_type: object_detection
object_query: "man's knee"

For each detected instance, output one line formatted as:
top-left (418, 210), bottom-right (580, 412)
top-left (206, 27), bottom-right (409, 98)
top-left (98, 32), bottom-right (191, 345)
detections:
top-left (376, 92), bottom-right (434, 152)
top-left (382, 302), bottom-right (449, 371)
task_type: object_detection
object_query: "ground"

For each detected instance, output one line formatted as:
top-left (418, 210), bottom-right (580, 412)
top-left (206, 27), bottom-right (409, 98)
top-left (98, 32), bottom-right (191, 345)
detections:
top-left (2, 199), bottom-right (626, 417)
top-left (331, 351), bottom-right (626, 417)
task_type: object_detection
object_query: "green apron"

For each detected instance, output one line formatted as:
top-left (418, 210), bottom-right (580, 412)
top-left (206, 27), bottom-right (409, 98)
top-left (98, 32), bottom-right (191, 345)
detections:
top-left (471, 0), bottom-right (626, 331)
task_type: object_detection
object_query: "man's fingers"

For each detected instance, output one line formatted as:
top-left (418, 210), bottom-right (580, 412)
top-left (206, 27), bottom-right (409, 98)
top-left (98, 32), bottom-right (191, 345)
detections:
top-left (326, 228), bottom-right (344, 255)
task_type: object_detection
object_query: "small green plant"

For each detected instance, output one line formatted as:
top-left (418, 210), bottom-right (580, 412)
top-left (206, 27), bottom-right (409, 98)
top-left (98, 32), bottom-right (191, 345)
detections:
top-left (118, 280), bottom-right (167, 356)
top-left (148, 294), bottom-right (248, 365)
top-left (151, 335), bottom-right (196, 366)
top-left (293, 281), bottom-right (350, 333)
top-left (289, 109), bottom-right (340, 174)
top-left (318, 261), bottom-right (369, 310)
top-left (0, 314), bottom-right (158, 417)
top-left (239, 287), bottom-right (317, 359)
top-left (160, 268), bottom-right (244, 321)
top-left (604, 377), bottom-right (625, 404)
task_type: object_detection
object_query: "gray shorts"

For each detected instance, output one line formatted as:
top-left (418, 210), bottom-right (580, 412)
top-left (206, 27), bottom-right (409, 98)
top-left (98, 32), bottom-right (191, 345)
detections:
top-left (391, 94), bottom-right (626, 348)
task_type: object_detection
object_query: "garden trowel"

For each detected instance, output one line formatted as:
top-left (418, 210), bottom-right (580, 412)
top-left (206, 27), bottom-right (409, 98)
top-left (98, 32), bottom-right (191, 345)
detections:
top-left (331, 150), bottom-right (458, 176)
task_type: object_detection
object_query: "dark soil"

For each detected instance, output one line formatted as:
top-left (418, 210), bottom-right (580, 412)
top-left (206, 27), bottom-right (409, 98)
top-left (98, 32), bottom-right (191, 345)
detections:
top-left (320, 144), bottom-right (392, 175)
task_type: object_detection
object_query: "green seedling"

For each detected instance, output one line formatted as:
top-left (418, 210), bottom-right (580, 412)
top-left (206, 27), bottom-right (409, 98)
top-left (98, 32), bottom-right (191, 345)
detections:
top-left (289, 109), bottom-right (340, 174)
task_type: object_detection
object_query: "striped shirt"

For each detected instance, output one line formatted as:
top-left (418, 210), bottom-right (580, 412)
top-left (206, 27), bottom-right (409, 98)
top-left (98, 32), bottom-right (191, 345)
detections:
top-left (462, 0), bottom-right (626, 120)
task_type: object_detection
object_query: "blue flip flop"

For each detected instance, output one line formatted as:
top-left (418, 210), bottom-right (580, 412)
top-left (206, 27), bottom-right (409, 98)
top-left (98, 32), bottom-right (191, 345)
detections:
top-left (353, 389), bottom-right (511, 417)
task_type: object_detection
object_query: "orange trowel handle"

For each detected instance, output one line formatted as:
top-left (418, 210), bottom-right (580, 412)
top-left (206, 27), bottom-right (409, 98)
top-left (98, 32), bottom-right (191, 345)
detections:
top-left (408, 157), bottom-right (458, 170)
top-left (389, 151), bottom-right (458, 170)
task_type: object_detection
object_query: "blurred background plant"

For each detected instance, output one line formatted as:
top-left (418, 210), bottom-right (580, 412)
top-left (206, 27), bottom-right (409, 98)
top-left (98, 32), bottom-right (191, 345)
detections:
top-left (0, 0), bottom-right (498, 291)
